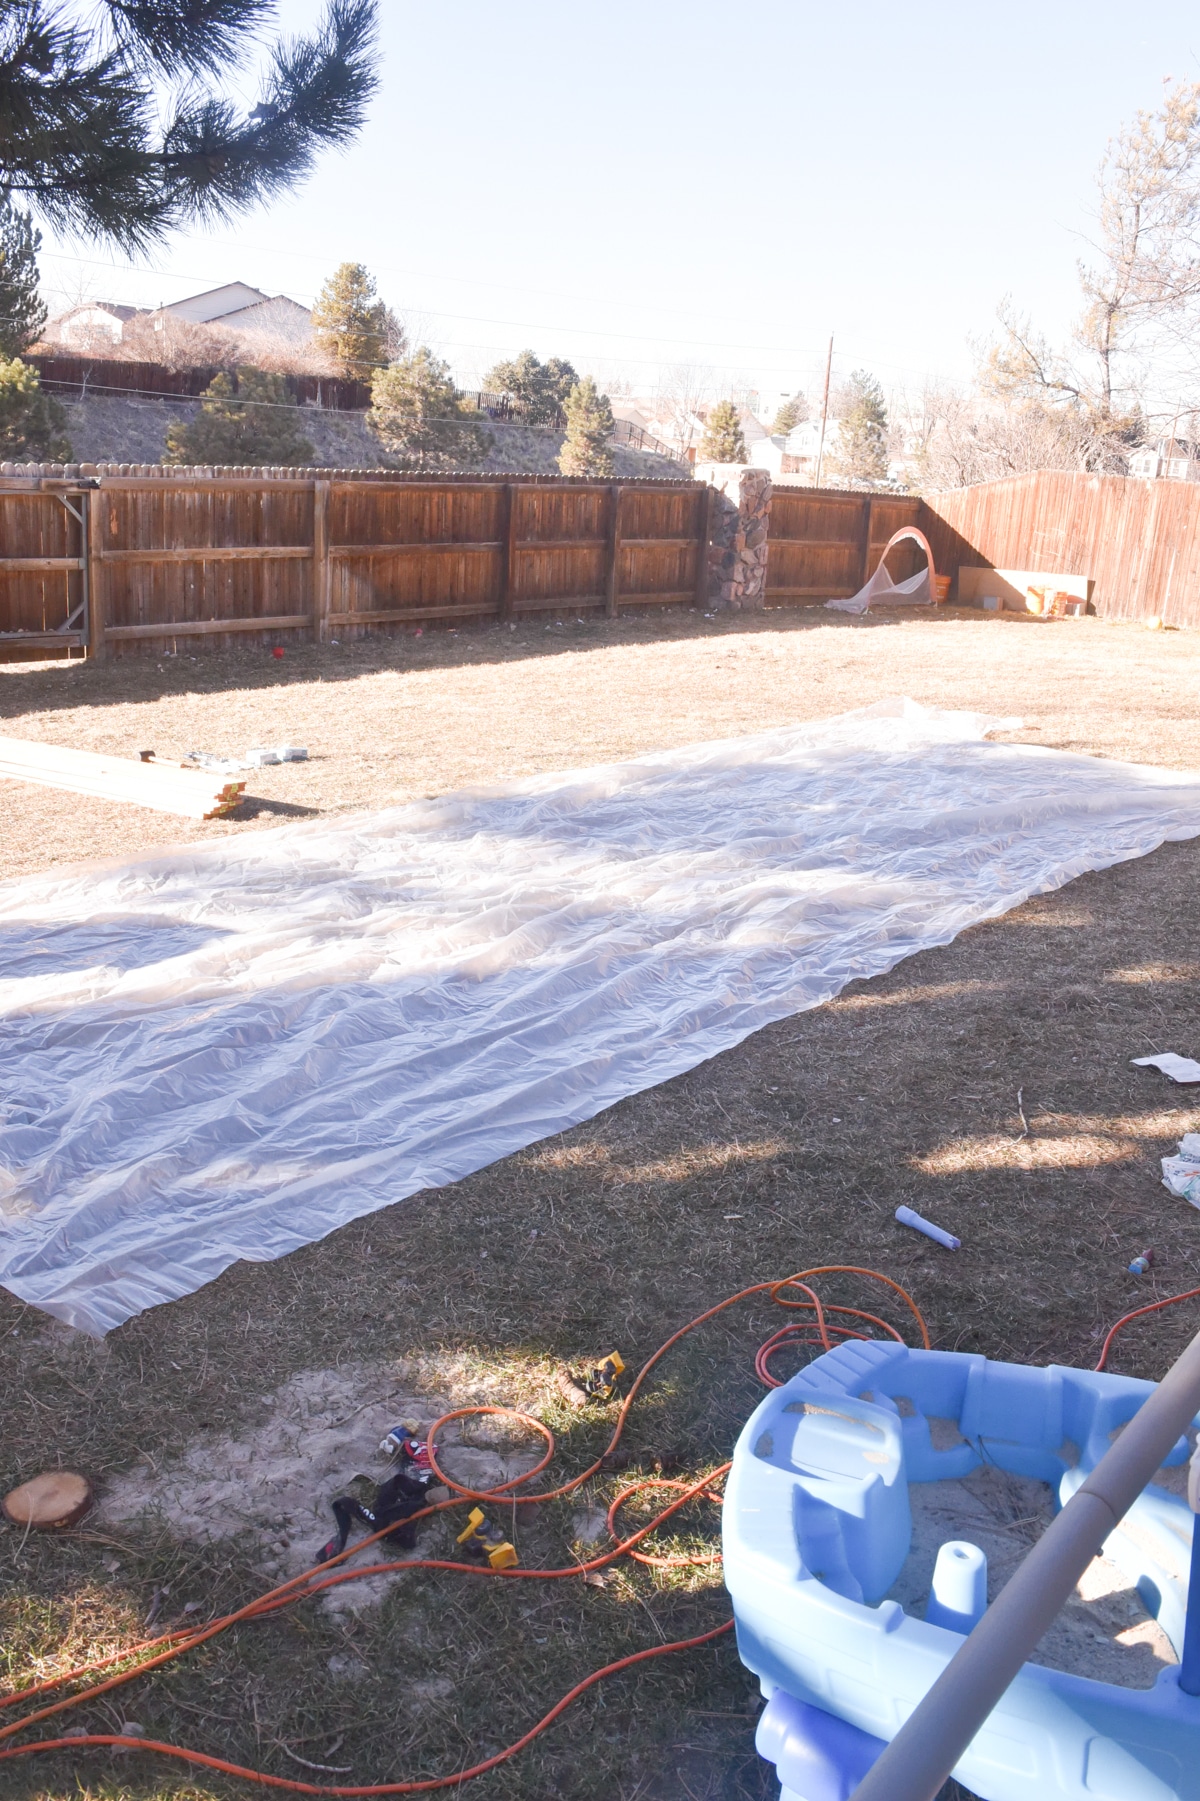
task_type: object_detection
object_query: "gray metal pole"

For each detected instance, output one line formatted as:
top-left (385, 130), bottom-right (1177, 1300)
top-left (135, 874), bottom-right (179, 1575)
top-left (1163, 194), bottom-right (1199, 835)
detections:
top-left (850, 1327), bottom-right (1200, 1801)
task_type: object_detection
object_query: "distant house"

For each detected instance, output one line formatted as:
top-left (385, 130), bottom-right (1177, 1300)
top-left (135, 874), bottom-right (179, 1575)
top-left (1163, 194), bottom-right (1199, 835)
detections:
top-left (44, 302), bottom-right (142, 347)
top-left (158, 283), bottom-right (312, 344)
top-left (1128, 436), bottom-right (1200, 481)
top-left (45, 283), bottom-right (312, 351)
top-left (774, 418), bottom-right (843, 481)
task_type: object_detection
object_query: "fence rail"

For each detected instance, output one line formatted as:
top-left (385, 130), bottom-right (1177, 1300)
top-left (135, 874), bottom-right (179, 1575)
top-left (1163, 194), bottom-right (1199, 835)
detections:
top-left (0, 466), bottom-right (706, 657)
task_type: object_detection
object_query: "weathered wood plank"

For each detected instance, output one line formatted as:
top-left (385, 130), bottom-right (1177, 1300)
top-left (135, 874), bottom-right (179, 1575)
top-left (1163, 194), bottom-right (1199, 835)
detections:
top-left (328, 541), bottom-right (503, 557)
top-left (498, 483), bottom-right (515, 621)
top-left (606, 484), bottom-right (623, 618)
top-left (0, 734), bottom-right (245, 818)
top-left (312, 479), bottom-right (330, 642)
top-left (0, 631), bottom-right (86, 648)
top-left (105, 614), bottom-right (311, 639)
top-left (327, 603), bottom-right (500, 625)
top-left (0, 557), bottom-right (85, 572)
top-left (100, 546), bottom-right (312, 564)
top-left (86, 489), bottom-right (107, 660)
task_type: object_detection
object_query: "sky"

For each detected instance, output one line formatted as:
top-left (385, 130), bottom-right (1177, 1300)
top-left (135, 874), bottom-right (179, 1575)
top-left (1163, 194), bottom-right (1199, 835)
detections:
top-left (36, 0), bottom-right (1200, 415)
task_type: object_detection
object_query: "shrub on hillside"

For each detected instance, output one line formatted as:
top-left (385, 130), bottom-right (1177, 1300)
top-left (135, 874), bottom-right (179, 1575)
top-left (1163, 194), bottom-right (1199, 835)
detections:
top-left (557, 377), bottom-right (614, 477)
top-left (368, 349), bottom-right (491, 467)
top-left (0, 357), bottom-right (71, 460)
top-left (165, 369), bottom-right (314, 466)
top-left (485, 349), bottom-right (578, 424)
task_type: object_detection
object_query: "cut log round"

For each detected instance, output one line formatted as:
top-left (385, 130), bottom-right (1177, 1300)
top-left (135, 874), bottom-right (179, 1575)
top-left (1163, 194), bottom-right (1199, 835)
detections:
top-left (2, 1470), bottom-right (93, 1529)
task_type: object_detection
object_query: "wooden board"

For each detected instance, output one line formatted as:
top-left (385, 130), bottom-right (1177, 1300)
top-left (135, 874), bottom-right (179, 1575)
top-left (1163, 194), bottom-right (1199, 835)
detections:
top-left (0, 736), bottom-right (246, 818)
top-left (955, 567), bottom-right (1093, 609)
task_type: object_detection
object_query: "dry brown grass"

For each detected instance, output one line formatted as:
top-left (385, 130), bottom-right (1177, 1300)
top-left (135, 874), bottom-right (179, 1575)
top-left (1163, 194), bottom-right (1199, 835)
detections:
top-left (2, 605), bottom-right (1199, 881)
top-left (2, 605), bottom-right (1200, 1801)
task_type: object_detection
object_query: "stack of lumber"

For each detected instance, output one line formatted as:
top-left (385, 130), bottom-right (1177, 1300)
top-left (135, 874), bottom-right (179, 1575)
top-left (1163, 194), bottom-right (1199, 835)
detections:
top-left (0, 735), bottom-right (246, 819)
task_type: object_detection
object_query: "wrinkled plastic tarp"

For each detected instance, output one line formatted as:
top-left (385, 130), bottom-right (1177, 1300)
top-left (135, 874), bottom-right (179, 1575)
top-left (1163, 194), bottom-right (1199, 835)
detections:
top-left (825, 562), bottom-right (931, 616)
top-left (4, 698), bottom-right (1200, 1336)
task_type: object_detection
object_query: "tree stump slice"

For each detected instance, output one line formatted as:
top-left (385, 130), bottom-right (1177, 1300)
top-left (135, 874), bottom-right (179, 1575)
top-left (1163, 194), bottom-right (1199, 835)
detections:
top-left (2, 1470), bottom-right (93, 1529)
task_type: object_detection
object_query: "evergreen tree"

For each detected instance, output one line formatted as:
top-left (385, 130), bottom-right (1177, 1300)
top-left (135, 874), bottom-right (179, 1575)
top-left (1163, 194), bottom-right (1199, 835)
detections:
top-left (165, 368), bottom-right (314, 465)
top-left (771, 395), bottom-right (807, 435)
top-left (0, 1), bottom-right (377, 252)
top-left (368, 348), bottom-right (491, 468)
top-left (0, 192), bottom-right (47, 357)
top-left (485, 349), bottom-right (579, 424)
top-left (828, 370), bottom-right (889, 482)
top-left (557, 376), bottom-right (614, 476)
top-left (311, 261), bottom-right (398, 376)
top-left (0, 356), bottom-right (70, 459)
top-left (697, 398), bottom-right (746, 463)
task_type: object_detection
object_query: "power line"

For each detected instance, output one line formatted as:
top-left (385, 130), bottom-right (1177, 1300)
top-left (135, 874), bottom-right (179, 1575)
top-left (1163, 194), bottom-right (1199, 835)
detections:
top-left (35, 250), bottom-right (967, 382)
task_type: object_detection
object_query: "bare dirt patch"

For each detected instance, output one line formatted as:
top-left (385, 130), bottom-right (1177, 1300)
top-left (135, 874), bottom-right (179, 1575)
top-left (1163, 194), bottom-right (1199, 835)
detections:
top-left (2, 607), bottom-right (1200, 1800)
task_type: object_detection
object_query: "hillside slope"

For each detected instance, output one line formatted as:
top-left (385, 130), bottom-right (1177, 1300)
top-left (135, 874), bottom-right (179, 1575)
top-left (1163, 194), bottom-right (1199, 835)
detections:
top-left (59, 395), bottom-right (688, 478)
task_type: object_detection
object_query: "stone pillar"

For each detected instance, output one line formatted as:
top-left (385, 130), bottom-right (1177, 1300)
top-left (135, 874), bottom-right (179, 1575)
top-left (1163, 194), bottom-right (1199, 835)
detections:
top-left (696, 464), bottom-right (772, 609)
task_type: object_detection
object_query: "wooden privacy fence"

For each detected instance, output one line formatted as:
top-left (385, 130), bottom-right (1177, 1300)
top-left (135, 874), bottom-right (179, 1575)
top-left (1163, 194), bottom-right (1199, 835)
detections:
top-left (10, 463), bottom-right (1199, 660)
top-left (766, 486), bottom-right (924, 603)
top-left (0, 467), bottom-right (708, 657)
top-left (918, 471), bottom-right (1200, 628)
top-left (31, 357), bottom-right (373, 411)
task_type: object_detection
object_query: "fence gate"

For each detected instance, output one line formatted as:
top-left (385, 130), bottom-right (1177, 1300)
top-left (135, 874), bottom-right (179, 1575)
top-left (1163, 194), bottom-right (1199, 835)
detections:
top-left (0, 477), bottom-right (91, 654)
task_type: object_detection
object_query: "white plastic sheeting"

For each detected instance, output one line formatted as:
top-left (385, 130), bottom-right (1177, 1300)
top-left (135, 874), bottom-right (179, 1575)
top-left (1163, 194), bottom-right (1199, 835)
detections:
top-left (4, 698), bottom-right (1200, 1336)
top-left (826, 562), bottom-right (932, 615)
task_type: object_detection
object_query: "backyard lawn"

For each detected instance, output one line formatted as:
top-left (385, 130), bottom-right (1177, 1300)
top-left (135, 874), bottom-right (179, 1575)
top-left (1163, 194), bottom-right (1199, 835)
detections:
top-left (2, 604), bottom-right (1199, 1801)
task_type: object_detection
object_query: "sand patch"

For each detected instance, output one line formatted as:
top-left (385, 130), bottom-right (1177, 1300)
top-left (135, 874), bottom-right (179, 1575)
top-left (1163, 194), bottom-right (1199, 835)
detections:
top-left (890, 1464), bottom-right (1177, 1686)
top-left (95, 1359), bottom-right (544, 1612)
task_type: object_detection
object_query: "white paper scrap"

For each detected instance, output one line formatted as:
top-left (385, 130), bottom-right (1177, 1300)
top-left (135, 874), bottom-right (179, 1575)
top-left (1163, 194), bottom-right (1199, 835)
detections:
top-left (1132, 1053), bottom-right (1200, 1084)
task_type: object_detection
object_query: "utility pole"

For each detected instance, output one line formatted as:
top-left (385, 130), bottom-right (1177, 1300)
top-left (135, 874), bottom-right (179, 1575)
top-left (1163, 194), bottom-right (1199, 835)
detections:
top-left (1166, 399), bottom-right (1182, 476)
top-left (814, 334), bottom-right (833, 487)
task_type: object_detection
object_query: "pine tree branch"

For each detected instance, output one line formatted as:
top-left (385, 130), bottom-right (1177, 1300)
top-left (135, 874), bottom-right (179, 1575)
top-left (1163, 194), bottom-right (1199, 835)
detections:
top-left (0, 0), bottom-right (378, 249)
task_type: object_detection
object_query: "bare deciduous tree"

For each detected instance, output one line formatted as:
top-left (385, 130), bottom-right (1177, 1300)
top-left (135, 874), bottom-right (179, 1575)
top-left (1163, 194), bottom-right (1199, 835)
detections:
top-left (897, 380), bottom-right (1112, 490)
top-left (654, 363), bottom-right (712, 453)
top-left (986, 83), bottom-right (1200, 445)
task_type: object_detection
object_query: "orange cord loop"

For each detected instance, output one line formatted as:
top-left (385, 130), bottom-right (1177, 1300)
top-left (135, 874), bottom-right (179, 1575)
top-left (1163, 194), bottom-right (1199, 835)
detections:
top-left (0, 1266), bottom-right (932, 1791)
top-left (606, 1476), bottom-right (726, 1568)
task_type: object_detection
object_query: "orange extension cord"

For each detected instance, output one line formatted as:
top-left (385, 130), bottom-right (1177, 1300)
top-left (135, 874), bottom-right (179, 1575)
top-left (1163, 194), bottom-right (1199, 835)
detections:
top-left (0, 1266), bottom-right (930, 1794)
top-left (1093, 1284), bottom-right (1200, 1372)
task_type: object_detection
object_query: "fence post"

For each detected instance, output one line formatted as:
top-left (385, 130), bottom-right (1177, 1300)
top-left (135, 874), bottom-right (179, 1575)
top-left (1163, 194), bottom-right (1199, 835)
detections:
top-left (858, 496), bottom-right (876, 588)
top-left (501, 482), bottom-right (519, 620)
top-left (86, 487), bottom-right (107, 661)
top-left (312, 479), bottom-right (331, 642)
top-left (694, 484), bottom-right (713, 609)
top-left (606, 483), bottom-right (623, 617)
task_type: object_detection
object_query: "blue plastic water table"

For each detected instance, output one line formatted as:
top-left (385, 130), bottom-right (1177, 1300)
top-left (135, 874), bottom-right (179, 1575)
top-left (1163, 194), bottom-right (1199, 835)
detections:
top-left (723, 1340), bottom-right (1200, 1801)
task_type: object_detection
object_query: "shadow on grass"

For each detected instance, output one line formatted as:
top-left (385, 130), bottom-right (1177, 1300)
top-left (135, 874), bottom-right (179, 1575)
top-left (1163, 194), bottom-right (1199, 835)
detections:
top-left (0, 603), bottom-right (1049, 722)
